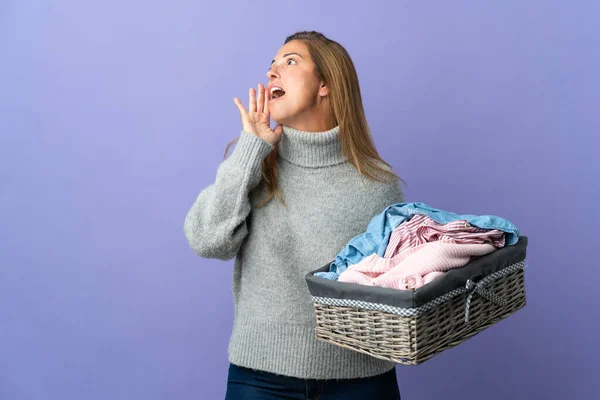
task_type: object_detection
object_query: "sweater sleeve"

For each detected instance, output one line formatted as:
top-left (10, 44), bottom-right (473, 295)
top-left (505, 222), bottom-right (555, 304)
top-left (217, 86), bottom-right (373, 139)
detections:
top-left (369, 161), bottom-right (406, 205)
top-left (184, 130), bottom-right (274, 260)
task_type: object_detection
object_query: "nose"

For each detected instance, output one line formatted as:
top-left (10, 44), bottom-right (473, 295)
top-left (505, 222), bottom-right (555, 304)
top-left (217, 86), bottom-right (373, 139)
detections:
top-left (266, 65), bottom-right (279, 80)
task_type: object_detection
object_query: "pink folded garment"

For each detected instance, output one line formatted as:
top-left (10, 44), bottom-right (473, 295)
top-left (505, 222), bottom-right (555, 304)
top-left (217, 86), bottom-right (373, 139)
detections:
top-left (422, 271), bottom-right (445, 285)
top-left (338, 241), bottom-right (497, 290)
top-left (383, 214), bottom-right (505, 258)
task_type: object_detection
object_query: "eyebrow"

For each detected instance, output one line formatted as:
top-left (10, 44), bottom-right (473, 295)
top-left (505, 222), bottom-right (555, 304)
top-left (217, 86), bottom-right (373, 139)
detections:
top-left (271, 52), bottom-right (304, 65)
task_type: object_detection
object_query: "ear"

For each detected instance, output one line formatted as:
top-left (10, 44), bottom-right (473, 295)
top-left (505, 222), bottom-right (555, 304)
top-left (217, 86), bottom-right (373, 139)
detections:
top-left (318, 82), bottom-right (329, 97)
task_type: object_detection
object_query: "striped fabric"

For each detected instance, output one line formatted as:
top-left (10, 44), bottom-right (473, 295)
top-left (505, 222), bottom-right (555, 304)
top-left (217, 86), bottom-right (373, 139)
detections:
top-left (383, 214), bottom-right (505, 258)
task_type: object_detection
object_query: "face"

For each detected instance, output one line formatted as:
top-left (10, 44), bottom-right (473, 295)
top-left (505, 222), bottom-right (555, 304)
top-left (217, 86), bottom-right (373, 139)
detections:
top-left (266, 40), bottom-right (330, 130)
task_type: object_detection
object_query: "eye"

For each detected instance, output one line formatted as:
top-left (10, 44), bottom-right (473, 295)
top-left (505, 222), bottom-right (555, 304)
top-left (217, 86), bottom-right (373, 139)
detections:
top-left (286, 58), bottom-right (297, 66)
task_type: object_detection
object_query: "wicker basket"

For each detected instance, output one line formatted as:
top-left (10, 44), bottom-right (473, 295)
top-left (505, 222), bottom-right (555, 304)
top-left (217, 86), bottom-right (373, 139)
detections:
top-left (305, 236), bottom-right (528, 366)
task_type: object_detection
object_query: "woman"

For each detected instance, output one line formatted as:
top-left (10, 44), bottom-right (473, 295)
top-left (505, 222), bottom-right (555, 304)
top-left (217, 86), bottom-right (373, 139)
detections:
top-left (184, 31), bottom-right (404, 399)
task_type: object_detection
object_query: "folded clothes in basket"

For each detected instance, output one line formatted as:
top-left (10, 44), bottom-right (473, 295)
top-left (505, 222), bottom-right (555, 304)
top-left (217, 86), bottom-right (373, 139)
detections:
top-left (338, 242), bottom-right (496, 289)
top-left (315, 202), bottom-right (520, 281)
top-left (337, 214), bottom-right (508, 289)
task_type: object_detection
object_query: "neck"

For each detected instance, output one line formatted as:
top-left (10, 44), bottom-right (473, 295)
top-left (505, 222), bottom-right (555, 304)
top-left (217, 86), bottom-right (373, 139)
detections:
top-left (281, 102), bottom-right (334, 132)
top-left (277, 125), bottom-right (347, 168)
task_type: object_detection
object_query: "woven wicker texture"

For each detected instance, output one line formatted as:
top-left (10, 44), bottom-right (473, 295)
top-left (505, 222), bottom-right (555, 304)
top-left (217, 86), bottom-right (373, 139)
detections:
top-left (313, 267), bottom-right (526, 365)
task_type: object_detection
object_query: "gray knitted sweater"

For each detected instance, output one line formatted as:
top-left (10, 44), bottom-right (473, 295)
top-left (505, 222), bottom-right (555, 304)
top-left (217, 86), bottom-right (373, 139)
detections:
top-left (184, 125), bottom-right (404, 379)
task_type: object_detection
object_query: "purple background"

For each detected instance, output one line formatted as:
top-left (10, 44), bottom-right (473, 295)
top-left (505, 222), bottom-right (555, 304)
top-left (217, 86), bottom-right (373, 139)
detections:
top-left (1, 1), bottom-right (598, 399)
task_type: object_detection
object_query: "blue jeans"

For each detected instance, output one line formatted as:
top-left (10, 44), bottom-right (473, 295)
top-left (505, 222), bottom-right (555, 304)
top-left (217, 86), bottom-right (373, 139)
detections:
top-left (225, 363), bottom-right (401, 399)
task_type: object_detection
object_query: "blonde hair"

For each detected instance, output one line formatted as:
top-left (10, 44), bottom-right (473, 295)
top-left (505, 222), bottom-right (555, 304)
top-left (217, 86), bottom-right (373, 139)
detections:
top-left (224, 31), bottom-right (404, 207)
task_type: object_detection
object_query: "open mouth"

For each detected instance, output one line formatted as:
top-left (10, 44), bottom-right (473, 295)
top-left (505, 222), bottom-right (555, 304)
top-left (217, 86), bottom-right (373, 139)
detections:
top-left (270, 86), bottom-right (286, 100)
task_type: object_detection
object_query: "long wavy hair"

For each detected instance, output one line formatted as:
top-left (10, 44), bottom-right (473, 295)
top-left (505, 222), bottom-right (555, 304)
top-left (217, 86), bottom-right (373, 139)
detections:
top-left (224, 31), bottom-right (403, 207)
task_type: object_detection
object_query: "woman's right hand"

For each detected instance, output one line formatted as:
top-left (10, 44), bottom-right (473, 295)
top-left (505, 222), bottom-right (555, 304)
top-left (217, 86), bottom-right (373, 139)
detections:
top-left (233, 83), bottom-right (283, 146)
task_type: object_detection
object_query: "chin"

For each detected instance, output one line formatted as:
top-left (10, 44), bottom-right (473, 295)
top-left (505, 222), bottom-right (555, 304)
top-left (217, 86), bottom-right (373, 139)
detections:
top-left (270, 110), bottom-right (291, 126)
top-left (270, 102), bottom-right (300, 126)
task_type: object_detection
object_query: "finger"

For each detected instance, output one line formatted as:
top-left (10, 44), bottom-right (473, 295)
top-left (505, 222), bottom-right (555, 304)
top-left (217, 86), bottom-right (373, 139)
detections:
top-left (263, 87), bottom-right (270, 117)
top-left (233, 97), bottom-right (247, 116)
top-left (273, 124), bottom-right (283, 135)
top-left (249, 88), bottom-right (256, 114)
top-left (257, 84), bottom-right (264, 114)
top-left (262, 83), bottom-right (270, 114)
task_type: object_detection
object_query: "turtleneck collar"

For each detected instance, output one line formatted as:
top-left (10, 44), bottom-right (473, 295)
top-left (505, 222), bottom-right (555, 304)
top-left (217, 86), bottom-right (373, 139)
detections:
top-left (277, 125), bottom-right (347, 168)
